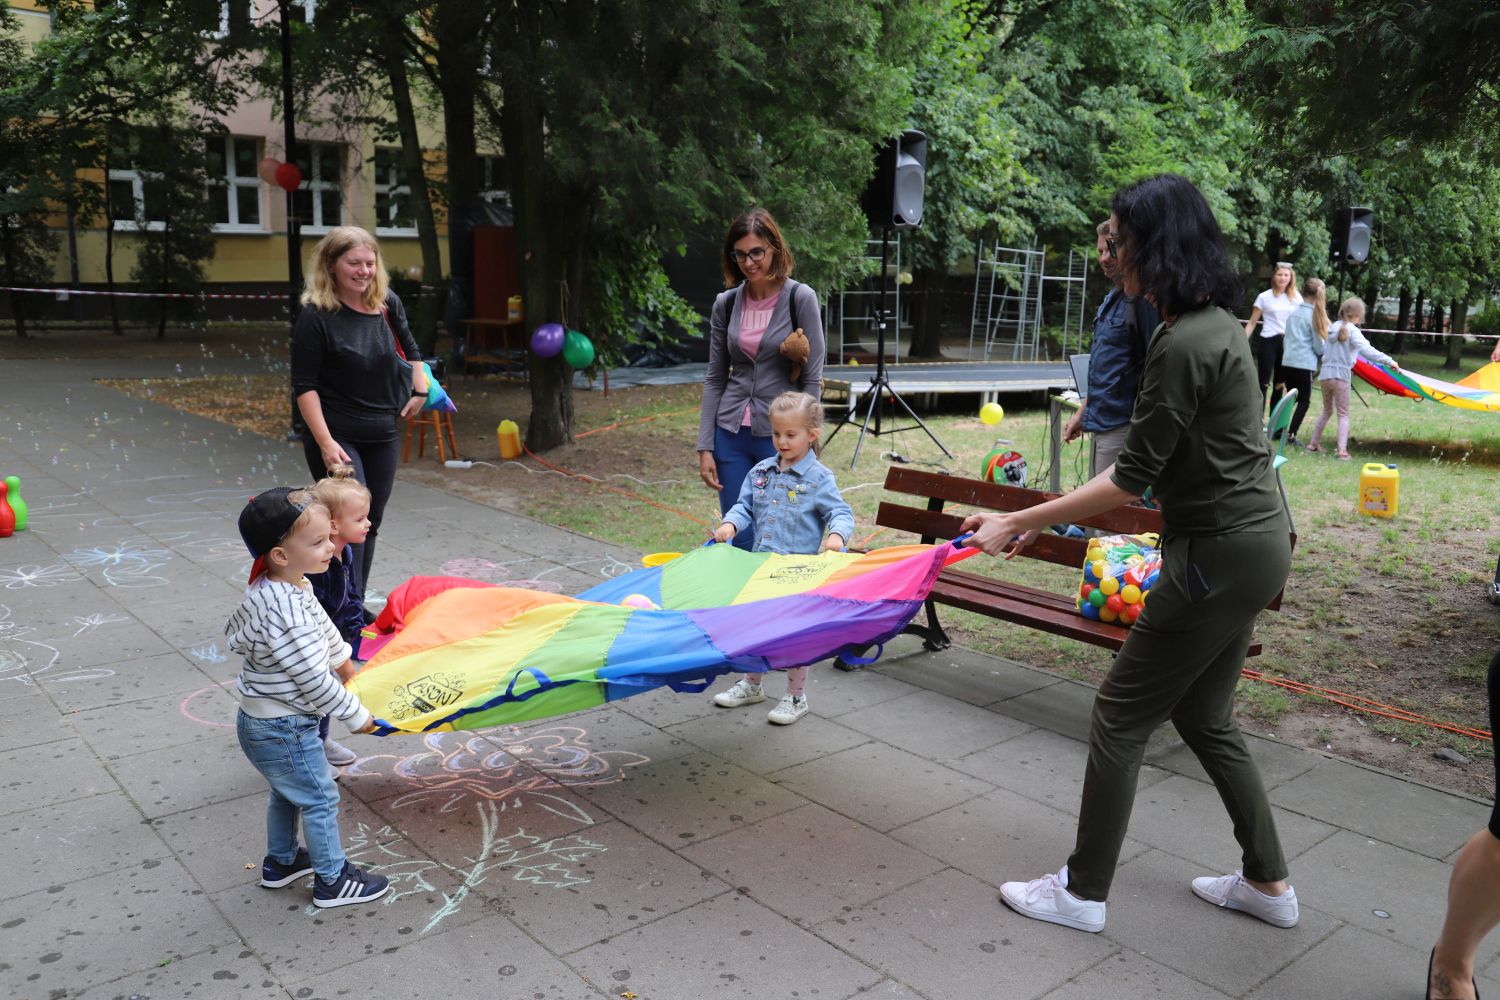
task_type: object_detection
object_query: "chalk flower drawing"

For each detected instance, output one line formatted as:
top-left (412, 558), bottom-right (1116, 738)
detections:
top-left (0, 563), bottom-right (79, 589)
top-left (63, 538), bottom-right (172, 588)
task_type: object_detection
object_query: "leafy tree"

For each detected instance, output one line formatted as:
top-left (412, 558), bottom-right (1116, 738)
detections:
top-left (0, 2), bottom-right (60, 339)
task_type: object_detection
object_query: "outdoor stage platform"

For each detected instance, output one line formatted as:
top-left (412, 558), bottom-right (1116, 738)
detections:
top-left (821, 359), bottom-right (1074, 407)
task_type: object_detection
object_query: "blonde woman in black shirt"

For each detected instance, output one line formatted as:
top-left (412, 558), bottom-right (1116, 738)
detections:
top-left (291, 226), bottom-right (427, 602)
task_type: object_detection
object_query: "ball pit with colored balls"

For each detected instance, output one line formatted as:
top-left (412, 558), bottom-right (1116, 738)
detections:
top-left (1072, 533), bottom-right (1162, 626)
top-left (979, 401), bottom-right (1005, 425)
top-left (530, 322), bottom-right (566, 357)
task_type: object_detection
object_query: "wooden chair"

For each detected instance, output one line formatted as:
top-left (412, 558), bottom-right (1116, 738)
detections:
top-left (403, 403), bottom-right (458, 463)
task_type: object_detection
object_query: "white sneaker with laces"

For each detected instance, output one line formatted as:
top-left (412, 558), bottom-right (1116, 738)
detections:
top-left (767, 694), bottom-right (808, 725)
top-left (999, 866), bottom-right (1105, 933)
top-left (713, 679), bottom-right (766, 708)
top-left (323, 738), bottom-right (357, 766)
top-left (1190, 870), bottom-right (1299, 928)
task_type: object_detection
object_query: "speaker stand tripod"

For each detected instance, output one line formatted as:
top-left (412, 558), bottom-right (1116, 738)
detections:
top-left (823, 226), bottom-right (953, 469)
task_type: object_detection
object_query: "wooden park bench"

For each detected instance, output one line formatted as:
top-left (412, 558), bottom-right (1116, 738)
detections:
top-left (870, 466), bottom-right (1291, 658)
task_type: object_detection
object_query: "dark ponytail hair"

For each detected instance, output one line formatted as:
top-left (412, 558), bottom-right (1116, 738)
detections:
top-left (1111, 174), bottom-right (1241, 318)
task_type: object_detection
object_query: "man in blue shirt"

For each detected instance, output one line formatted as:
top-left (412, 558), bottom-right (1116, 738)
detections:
top-left (1063, 221), bottom-right (1161, 475)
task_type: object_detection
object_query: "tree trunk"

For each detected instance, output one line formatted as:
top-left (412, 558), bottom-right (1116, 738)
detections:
top-left (1393, 287), bottom-right (1411, 355)
top-left (430, 2), bottom-right (485, 342)
top-left (1413, 289), bottom-right (1426, 352)
top-left (380, 23), bottom-right (443, 355)
top-left (103, 132), bottom-right (122, 336)
top-left (1431, 303), bottom-right (1444, 354)
top-left (1, 218), bottom-right (27, 339)
top-left (1445, 298), bottom-right (1467, 369)
top-left (907, 266), bottom-right (945, 358)
top-left (156, 187), bottom-right (171, 340)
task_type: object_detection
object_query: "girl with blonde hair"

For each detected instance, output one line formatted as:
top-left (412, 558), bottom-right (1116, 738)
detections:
top-left (1274, 276), bottom-right (1329, 443)
top-left (1305, 296), bottom-right (1397, 460)
top-left (291, 226), bottom-right (427, 604)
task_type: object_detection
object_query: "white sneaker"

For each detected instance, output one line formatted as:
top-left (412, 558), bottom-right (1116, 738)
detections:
top-left (1488, 581), bottom-right (1500, 606)
top-left (767, 694), bottom-right (808, 725)
top-left (323, 738), bottom-right (357, 766)
top-left (1190, 870), bottom-right (1299, 928)
top-left (999, 866), bottom-right (1105, 933)
top-left (713, 679), bottom-right (765, 708)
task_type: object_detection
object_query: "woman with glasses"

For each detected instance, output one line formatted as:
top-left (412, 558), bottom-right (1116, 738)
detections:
top-left (697, 208), bottom-right (825, 550)
top-left (961, 174), bottom-right (1297, 936)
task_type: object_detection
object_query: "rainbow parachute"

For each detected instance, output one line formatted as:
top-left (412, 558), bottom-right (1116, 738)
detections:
top-left (349, 542), bottom-right (975, 735)
top-left (1353, 359), bottom-right (1500, 413)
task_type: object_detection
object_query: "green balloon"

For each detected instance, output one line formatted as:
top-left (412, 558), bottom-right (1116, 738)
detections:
top-left (561, 330), bottom-right (595, 369)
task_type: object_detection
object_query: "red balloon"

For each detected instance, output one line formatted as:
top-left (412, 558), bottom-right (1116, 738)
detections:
top-left (274, 162), bottom-right (303, 192)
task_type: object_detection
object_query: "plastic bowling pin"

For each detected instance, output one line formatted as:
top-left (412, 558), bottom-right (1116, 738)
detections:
top-left (3, 476), bottom-right (25, 531)
top-left (0, 482), bottom-right (14, 538)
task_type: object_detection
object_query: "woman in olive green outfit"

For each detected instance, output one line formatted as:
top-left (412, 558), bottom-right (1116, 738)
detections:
top-left (963, 174), bottom-right (1297, 935)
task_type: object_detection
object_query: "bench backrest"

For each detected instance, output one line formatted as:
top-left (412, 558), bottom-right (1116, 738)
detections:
top-left (875, 466), bottom-right (1290, 611)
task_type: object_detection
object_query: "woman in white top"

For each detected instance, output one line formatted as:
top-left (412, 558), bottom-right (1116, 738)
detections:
top-left (1244, 262), bottom-right (1302, 407)
top-left (1305, 296), bottom-right (1397, 460)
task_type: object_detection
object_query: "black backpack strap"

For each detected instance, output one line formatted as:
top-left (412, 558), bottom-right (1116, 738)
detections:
top-left (788, 279), bottom-right (800, 332)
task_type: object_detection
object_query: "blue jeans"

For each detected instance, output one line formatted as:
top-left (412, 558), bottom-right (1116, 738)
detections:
top-left (714, 425), bottom-right (776, 551)
top-left (237, 711), bottom-right (345, 881)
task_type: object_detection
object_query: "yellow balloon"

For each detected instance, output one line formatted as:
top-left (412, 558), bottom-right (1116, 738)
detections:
top-left (849, 358), bottom-right (860, 366)
top-left (979, 402), bottom-right (1004, 425)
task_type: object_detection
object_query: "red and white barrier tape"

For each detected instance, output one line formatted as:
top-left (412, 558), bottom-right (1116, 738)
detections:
top-left (0, 285), bottom-right (443, 301)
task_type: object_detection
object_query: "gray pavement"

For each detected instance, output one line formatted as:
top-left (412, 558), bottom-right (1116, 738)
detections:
top-left (0, 353), bottom-right (1493, 1000)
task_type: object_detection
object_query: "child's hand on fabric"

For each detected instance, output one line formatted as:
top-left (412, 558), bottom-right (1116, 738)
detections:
top-left (821, 533), bottom-right (846, 553)
top-left (356, 718), bottom-right (377, 734)
top-left (713, 522), bottom-right (737, 544)
top-left (336, 659), bottom-right (358, 684)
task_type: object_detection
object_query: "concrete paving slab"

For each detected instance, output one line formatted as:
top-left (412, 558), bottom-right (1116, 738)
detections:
top-left (950, 725), bottom-right (1168, 816)
top-left (480, 817), bottom-right (729, 954)
top-left (209, 835), bottom-right (486, 984)
top-left (1124, 774), bottom-right (1338, 873)
top-left (2, 736), bottom-right (117, 815)
top-left (39, 650), bottom-right (211, 714)
top-left (151, 790), bottom-right (402, 894)
top-left (990, 676), bottom-right (1099, 741)
top-left (1101, 848), bottom-right (1339, 996)
top-left (680, 802), bottom-right (947, 926)
top-left (801, 662), bottom-right (925, 717)
top-left (614, 684), bottom-right (734, 730)
top-left (876, 645), bottom-right (1059, 706)
top-left (511, 704), bottom-right (699, 769)
top-left (1271, 757), bottom-right (1492, 859)
top-left (836, 688), bottom-right (1033, 761)
top-left (0, 686), bottom-right (69, 752)
top-left (889, 785), bottom-right (1147, 890)
top-left (105, 738), bottom-right (268, 819)
top-left (1039, 949), bottom-right (1235, 1000)
top-left (67, 677), bottom-right (235, 760)
top-left (1, 791), bottom-right (168, 901)
top-left (73, 944), bottom-right (285, 1000)
top-left (35, 612), bottom-right (180, 670)
top-left (773, 741), bottom-right (992, 832)
top-left (817, 867), bottom-right (1116, 999)
top-left (292, 914), bottom-right (595, 1000)
top-left (1244, 924), bottom-right (1453, 1000)
top-left (573, 750), bottom-right (807, 849)
top-left (0, 858), bottom-right (240, 999)
top-left (569, 889), bottom-right (883, 998)
top-left (1144, 729), bottom-right (1324, 790)
top-left (665, 701), bottom-right (872, 773)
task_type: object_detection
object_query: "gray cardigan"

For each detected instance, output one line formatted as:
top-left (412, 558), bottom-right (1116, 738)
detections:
top-left (697, 280), bottom-right (825, 452)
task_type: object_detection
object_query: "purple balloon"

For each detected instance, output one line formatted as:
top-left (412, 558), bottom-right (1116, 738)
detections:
top-left (530, 322), bottom-right (566, 358)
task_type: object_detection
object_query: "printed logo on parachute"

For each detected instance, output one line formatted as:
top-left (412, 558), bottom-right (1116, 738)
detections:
top-left (768, 561), bottom-right (821, 582)
top-left (389, 672), bottom-right (465, 722)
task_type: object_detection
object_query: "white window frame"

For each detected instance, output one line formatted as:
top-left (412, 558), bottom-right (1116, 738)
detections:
top-left (210, 135), bottom-right (264, 233)
top-left (291, 141), bottom-right (343, 235)
top-left (209, 1), bottom-right (254, 40)
top-left (107, 168), bottom-right (165, 232)
top-left (480, 154), bottom-right (510, 207)
top-left (374, 147), bottom-right (418, 237)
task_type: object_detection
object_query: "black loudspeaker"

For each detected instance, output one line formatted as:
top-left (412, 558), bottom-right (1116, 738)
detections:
top-left (861, 129), bottom-right (927, 228)
top-left (1332, 207), bottom-right (1375, 264)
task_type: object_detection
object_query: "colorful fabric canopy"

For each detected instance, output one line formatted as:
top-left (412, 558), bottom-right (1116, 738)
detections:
top-left (349, 542), bottom-right (975, 735)
top-left (1353, 358), bottom-right (1500, 413)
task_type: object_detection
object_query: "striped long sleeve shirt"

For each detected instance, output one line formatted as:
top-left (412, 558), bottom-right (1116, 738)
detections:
top-left (226, 579), bottom-right (370, 733)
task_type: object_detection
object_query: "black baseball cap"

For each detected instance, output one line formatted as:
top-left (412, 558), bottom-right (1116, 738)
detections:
top-left (239, 487), bottom-right (313, 583)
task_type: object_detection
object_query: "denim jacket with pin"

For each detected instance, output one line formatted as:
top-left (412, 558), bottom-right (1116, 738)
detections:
top-left (721, 452), bottom-right (854, 555)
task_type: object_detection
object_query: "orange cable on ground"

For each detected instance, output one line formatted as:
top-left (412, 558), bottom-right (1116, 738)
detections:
top-left (1242, 668), bottom-right (1491, 741)
top-left (521, 445), bottom-right (715, 528)
top-left (574, 407), bottom-right (697, 440)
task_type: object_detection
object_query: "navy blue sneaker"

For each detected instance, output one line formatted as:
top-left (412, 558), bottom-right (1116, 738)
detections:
top-left (260, 847), bottom-right (314, 888)
top-left (313, 861), bottom-right (390, 908)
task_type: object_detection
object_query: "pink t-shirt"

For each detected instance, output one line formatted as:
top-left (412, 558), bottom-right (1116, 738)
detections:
top-left (738, 289), bottom-right (780, 426)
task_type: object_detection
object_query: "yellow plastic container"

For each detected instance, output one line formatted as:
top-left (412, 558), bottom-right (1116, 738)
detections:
top-left (1358, 463), bottom-right (1400, 518)
top-left (497, 419), bottom-right (522, 460)
top-left (642, 551), bottom-right (683, 568)
top-left (507, 295), bottom-right (523, 321)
